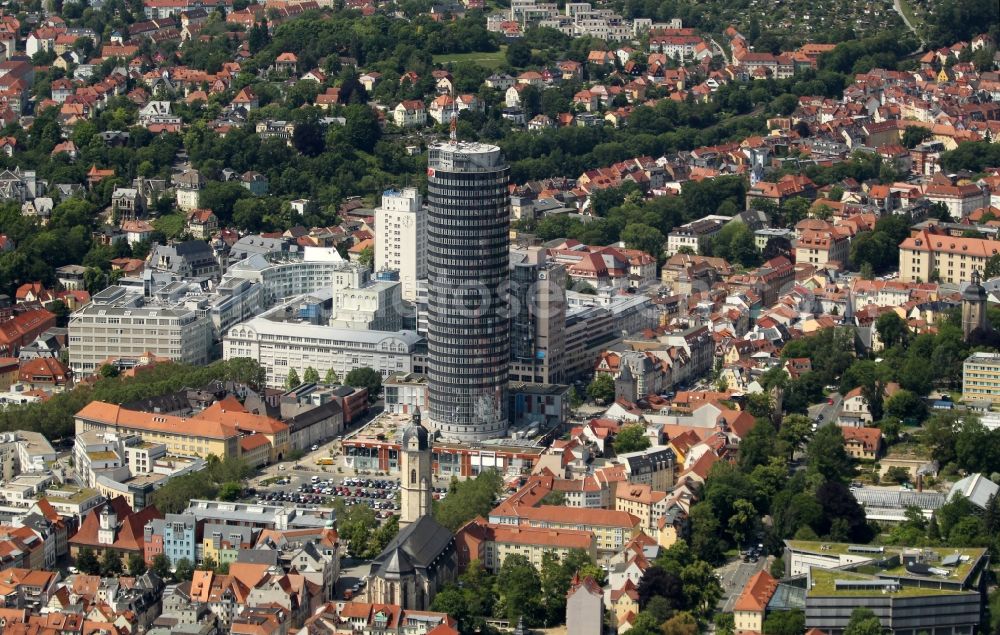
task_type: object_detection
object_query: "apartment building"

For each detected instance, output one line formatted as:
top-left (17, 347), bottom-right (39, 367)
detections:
top-left (794, 229), bottom-right (851, 268)
top-left (614, 483), bottom-right (668, 532)
top-left (456, 517), bottom-right (596, 573)
top-left (899, 230), bottom-right (1000, 284)
top-left (68, 286), bottom-right (213, 375)
top-left (924, 183), bottom-right (988, 219)
top-left (144, 513), bottom-right (200, 566)
top-left (665, 217), bottom-right (728, 256)
top-left (375, 188), bottom-right (426, 302)
top-left (963, 351), bottom-right (1000, 403)
top-left (201, 523), bottom-right (255, 565)
top-left (488, 503), bottom-right (641, 555)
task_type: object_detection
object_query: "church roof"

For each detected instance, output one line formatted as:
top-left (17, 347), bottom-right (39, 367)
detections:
top-left (382, 547), bottom-right (416, 577)
top-left (370, 515), bottom-right (453, 579)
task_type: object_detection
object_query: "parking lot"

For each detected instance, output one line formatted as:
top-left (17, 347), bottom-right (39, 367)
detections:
top-left (249, 470), bottom-right (451, 519)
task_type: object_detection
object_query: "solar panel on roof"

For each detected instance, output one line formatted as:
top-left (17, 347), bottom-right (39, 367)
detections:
top-left (847, 545), bottom-right (884, 553)
top-left (941, 554), bottom-right (961, 567)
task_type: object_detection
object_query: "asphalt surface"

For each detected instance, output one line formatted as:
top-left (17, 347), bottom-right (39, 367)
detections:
top-left (717, 555), bottom-right (769, 612)
top-left (337, 558), bottom-right (374, 601)
top-left (808, 391), bottom-right (842, 428)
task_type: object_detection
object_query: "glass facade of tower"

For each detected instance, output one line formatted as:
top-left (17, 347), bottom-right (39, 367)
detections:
top-left (426, 142), bottom-right (511, 442)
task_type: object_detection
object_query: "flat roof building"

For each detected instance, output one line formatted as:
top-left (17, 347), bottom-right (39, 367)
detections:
top-left (962, 351), bottom-right (1000, 403)
top-left (69, 286), bottom-right (214, 374)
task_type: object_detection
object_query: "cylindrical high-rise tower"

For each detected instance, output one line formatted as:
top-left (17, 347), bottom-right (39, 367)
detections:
top-left (426, 141), bottom-right (510, 442)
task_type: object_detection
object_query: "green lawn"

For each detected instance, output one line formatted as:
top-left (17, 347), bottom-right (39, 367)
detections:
top-left (433, 47), bottom-right (507, 68)
top-left (154, 213), bottom-right (186, 238)
top-left (895, 0), bottom-right (922, 36)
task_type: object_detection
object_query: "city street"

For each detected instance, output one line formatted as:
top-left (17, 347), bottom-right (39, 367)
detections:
top-left (716, 556), bottom-right (770, 612)
top-left (808, 391), bottom-right (842, 428)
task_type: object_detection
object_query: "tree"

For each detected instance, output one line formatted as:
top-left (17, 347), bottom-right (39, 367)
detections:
top-left (344, 367), bottom-right (383, 401)
top-left (567, 385), bottom-right (583, 408)
top-left (76, 547), bottom-right (101, 575)
top-left (614, 424), bottom-right (650, 454)
top-left (815, 480), bottom-right (871, 542)
top-left (728, 498), bottom-right (757, 547)
top-left (714, 613), bottom-right (736, 635)
top-left (434, 470), bottom-right (503, 530)
top-left (150, 553), bottom-right (171, 579)
top-left (875, 312), bottom-right (907, 349)
top-left (636, 565), bottom-right (682, 610)
top-left (226, 358), bottom-right (266, 390)
top-left (358, 245), bottom-right (374, 269)
top-left (539, 550), bottom-right (602, 625)
top-left (100, 364), bottom-right (120, 378)
top-left (885, 389), bottom-right (926, 422)
top-left (621, 223), bottom-right (664, 260)
top-left (431, 587), bottom-right (471, 632)
top-left (173, 557), bottom-right (195, 582)
top-left (324, 367), bottom-right (340, 384)
top-left (335, 500), bottom-right (380, 557)
top-left (901, 126), bottom-right (933, 148)
top-left (688, 502), bottom-right (724, 564)
top-left (763, 609), bottom-right (805, 635)
top-left (303, 366), bottom-right (320, 383)
top-left (807, 425), bottom-right (854, 483)
top-left (662, 612), bottom-right (698, 635)
top-left (100, 548), bottom-right (123, 577)
top-left (218, 482), bottom-right (242, 501)
top-left (372, 515), bottom-right (400, 555)
top-left (976, 256), bottom-right (1000, 284)
top-left (770, 556), bottom-right (785, 579)
top-left (284, 368), bottom-right (301, 389)
top-left (343, 104), bottom-right (381, 153)
top-left (506, 40), bottom-right (532, 67)
top-left (497, 554), bottom-right (542, 625)
top-left (739, 419), bottom-right (779, 470)
top-left (884, 466), bottom-right (911, 485)
top-left (292, 116), bottom-right (326, 157)
top-left (540, 490), bottom-right (566, 506)
top-left (678, 559), bottom-right (722, 618)
top-left (128, 553), bottom-right (147, 576)
top-left (586, 374), bottom-right (614, 404)
top-left (540, 89), bottom-right (568, 119)
top-left (778, 414), bottom-right (813, 457)
top-left (843, 607), bottom-right (884, 635)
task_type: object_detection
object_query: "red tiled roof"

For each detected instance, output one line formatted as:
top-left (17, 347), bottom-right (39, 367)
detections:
top-left (734, 571), bottom-right (778, 612)
top-left (69, 497), bottom-right (162, 552)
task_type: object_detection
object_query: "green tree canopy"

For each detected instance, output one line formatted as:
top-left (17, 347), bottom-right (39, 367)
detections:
top-left (614, 424), bottom-right (651, 454)
top-left (586, 374), bottom-right (614, 404)
top-left (434, 470), bottom-right (503, 531)
top-left (345, 367), bottom-right (383, 401)
top-left (843, 607), bottom-right (884, 635)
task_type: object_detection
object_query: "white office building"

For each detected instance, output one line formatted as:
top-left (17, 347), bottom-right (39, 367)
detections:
top-left (375, 188), bottom-right (426, 302)
top-left (329, 265), bottom-right (404, 332)
top-left (223, 292), bottom-right (425, 389)
top-left (69, 286), bottom-right (214, 374)
top-left (222, 246), bottom-right (346, 307)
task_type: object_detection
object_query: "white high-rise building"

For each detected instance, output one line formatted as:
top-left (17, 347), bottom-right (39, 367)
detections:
top-left (375, 188), bottom-right (426, 302)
